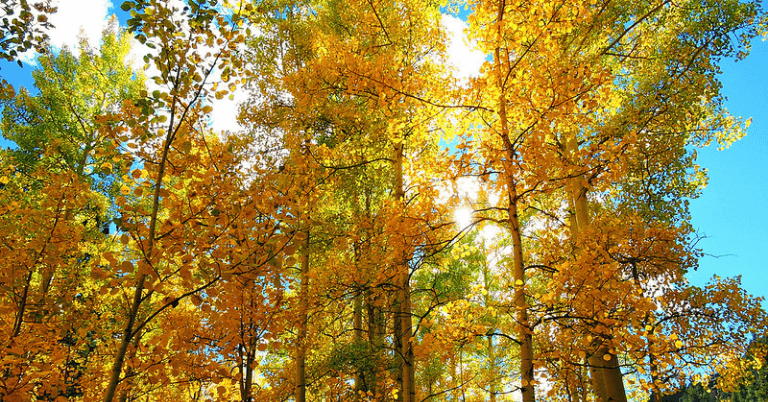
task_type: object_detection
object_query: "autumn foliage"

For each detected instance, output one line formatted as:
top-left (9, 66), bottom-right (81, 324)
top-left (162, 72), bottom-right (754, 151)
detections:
top-left (1, 0), bottom-right (767, 401)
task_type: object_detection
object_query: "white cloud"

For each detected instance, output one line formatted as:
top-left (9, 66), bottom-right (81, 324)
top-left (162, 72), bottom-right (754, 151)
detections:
top-left (441, 14), bottom-right (486, 82)
top-left (17, 0), bottom-right (113, 65)
top-left (48, 0), bottom-right (113, 50)
top-left (17, 50), bottom-right (39, 66)
top-left (208, 86), bottom-right (250, 133)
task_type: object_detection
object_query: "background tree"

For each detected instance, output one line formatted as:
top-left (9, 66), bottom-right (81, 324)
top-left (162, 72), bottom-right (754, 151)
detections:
top-left (0, 26), bottom-right (143, 401)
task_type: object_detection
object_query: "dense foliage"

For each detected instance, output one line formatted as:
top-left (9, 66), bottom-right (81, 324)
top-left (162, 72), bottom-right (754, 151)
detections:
top-left (1, 0), bottom-right (767, 401)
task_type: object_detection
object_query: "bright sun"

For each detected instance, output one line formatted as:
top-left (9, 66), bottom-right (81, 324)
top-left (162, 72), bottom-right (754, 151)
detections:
top-left (453, 206), bottom-right (474, 229)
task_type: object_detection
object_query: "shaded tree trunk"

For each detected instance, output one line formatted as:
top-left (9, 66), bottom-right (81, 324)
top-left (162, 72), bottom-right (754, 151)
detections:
top-left (353, 277), bottom-right (365, 393)
top-left (392, 141), bottom-right (416, 402)
top-left (295, 230), bottom-right (310, 402)
top-left (565, 136), bottom-right (627, 402)
top-left (366, 289), bottom-right (382, 397)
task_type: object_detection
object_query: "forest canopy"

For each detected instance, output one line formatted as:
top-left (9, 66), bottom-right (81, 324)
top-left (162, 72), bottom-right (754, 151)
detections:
top-left (1, 0), bottom-right (767, 401)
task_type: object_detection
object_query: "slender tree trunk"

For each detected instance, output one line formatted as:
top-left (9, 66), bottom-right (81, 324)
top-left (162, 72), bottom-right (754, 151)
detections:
top-left (352, 240), bottom-right (366, 394)
top-left (648, 338), bottom-right (662, 402)
top-left (401, 272), bottom-right (415, 402)
top-left (492, 1), bottom-right (536, 400)
top-left (393, 293), bottom-right (403, 402)
top-left (494, 35), bottom-right (536, 402)
top-left (392, 141), bottom-right (416, 402)
top-left (365, 290), bottom-right (381, 397)
top-left (460, 348), bottom-right (468, 402)
top-left (117, 329), bottom-right (144, 402)
top-left (567, 143), bottom-right (608, 402)
top-left (483, 267), bottom-right (498, 402)
top-left (243, 336), bottom-right (256, 402)
top-left (487, 336), bottom-right (498, 402)
top-left (103, 112), bottom-right (176, 400)
top-left (11, 272), bottom-right (33, 338)
top-left (295, 230), bottom-right (310, 402)
top-left (39, 267), bottom-right (54, 302)
top-left (239, 312), bottom-right (257, 402)
top-left (353, 279), bottom-right (365, 393)
top-left (565, 136), bottom-right (627, 402)
top-left (361, 191), bottom-right (381, 397)
top-left (103, 274), bottom-right (146, 402)
top-left (506, 174), bottom-right (536, 402)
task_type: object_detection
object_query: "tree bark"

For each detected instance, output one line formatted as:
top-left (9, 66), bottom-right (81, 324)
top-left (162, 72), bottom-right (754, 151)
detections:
top-left (483, 266), bottom-right (498, 402)
top-left (393, 141), bottom-right (416, 402)
top-left (102, 77), bottom-right (184, 401)
top-left (494, 7), bottom-right (536, 396)
top-left (239, 316), bottom-right (257, 402)
top-left (603, 352), bottom-right (627, 402)
top-left (487, 336), bottom-right (498, 402)
top-left (393, 294), bottom-right (403, 402)
top-left (11, 272), bottom-right (32, 338)
top-left (506, 173), bottom-right (536, 402)
top-left (565, 136), bottom-right (627, 402)
top-left (295, 229), bottom-right (310, 402)
top-left (353, 278), bottom-right (364, 393)
top-left (365, 289), bottom-right (381, 397)
top-left (588, 343), bottom-right (609, 402)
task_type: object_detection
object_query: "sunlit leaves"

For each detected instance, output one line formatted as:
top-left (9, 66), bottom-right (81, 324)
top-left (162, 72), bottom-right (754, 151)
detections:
top-left (1, 0), bottom-right (766, 401)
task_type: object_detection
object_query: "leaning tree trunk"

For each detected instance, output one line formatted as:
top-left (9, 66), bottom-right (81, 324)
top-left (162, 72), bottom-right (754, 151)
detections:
top-left (565, 135), bottom-right (627, 402)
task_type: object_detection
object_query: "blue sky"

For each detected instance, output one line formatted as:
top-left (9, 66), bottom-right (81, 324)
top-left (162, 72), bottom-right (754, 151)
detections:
top-left (687, 37), bottom-right (768, 301)
top-left (2, 1), bottom-right (766, 303)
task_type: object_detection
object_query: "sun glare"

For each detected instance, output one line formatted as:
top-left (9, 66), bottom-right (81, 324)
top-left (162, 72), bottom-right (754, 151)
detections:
top-left (454, 206), bottom-right (474, 229)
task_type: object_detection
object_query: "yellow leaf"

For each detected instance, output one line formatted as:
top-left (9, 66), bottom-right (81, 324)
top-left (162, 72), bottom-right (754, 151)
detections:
top-left (120, 185), bottom-right (131, 195)
top-left (0, 176), bottom-right (8, 184)
top-left (603, 353), bottom-right (612, 361)
top-left (675, 340), bottom-right (683, 348)
top-left (202, 105), bottom-right (213, 114)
